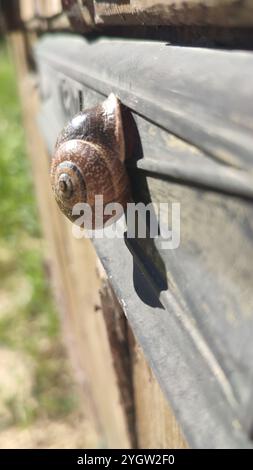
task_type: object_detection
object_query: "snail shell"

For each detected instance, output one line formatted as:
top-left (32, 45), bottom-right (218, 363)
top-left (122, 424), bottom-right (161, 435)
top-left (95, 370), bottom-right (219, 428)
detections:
top-left (51, 93), bottom-right (133, 228)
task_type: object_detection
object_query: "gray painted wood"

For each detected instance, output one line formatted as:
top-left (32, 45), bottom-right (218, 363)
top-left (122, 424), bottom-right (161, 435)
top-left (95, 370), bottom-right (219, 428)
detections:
top-left (35, 34), bottom-right (253, 448)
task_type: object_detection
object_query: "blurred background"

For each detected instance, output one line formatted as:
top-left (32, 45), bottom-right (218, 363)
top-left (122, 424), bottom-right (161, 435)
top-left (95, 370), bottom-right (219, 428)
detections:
top-left (0, 38), bottom-right (98, 449)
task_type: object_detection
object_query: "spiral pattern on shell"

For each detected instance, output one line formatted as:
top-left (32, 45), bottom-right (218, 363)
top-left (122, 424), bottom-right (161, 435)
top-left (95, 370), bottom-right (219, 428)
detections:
top-left (51, 94), bottom-right (133, 228)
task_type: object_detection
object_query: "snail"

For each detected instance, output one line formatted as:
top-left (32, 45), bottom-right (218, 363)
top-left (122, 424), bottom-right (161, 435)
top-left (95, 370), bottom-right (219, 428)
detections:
top-left (51, 93), bottom-right (134, 229)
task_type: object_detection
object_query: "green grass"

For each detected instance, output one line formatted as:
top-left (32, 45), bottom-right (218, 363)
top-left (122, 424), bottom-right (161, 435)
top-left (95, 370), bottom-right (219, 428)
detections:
top-left (0, 40), bottom-right (77, 428)
top-left (0, 42), bottom-right (39, 243)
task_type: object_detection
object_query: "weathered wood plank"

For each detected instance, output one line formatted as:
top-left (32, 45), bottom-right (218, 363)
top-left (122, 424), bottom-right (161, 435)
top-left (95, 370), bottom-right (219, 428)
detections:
top-left (9, 32), bottom-right (197, 448)
top-left (94, 0), bottom-right (253, 27)
top-left (6, 0), bottom-right (253, 30)
top-left (35, 34), bottom-right (253, 448)
top-left (8, 31), bottom-right (133, 449)
top-left (98, 272), bottom-right (136, 443)
top-left (130, 336), bottom-right (187, 448)
top-left (35, 35), bottom-right (253, 188)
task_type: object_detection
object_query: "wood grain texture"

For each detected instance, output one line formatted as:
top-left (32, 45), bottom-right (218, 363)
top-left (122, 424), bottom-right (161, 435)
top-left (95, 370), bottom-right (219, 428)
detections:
top-left (99, 277), bottom-right (136, 445)
top-left (10, 0), bottom-right (253, 29)
top-left (34, 34), bottom-right (253, 447)
top-left (130, 336), bottom-right (187, 449)
top-left (94, 0), bottom-right (253, 26)
top-left (142, 175), bottom-right (253, 411)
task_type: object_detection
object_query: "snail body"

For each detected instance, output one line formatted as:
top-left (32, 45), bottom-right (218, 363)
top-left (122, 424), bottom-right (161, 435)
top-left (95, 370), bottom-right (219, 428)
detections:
top-left (51, 93), bottom-right (133, 228)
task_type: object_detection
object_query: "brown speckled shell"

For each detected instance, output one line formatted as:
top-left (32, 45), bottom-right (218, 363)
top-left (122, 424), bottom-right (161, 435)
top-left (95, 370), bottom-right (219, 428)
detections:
top-left (51, 94), bottom-right (132, 228)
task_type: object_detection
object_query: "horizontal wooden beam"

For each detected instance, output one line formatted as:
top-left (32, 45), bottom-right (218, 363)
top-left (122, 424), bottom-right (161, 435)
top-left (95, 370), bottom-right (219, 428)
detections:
top-left (4, 0), bottom-right (253, 31)
top-left (35, 34), bottom-right (253, 448)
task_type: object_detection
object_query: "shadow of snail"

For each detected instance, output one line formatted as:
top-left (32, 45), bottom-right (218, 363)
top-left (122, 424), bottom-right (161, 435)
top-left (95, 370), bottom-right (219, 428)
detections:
top-left (51, 93), bottom-right (167, 307)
